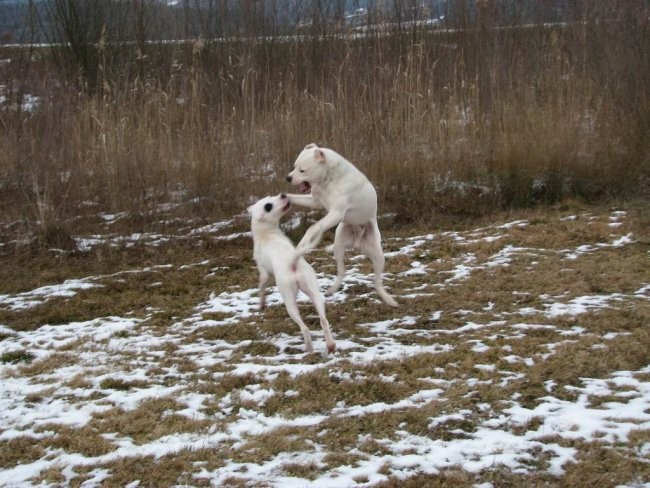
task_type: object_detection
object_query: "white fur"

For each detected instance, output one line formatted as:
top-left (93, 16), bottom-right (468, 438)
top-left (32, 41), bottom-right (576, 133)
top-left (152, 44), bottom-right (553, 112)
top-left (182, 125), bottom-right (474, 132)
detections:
top-left (286, 144), bottom-right (398, 307)
top-left (248, 194), bottom-right (336, 353)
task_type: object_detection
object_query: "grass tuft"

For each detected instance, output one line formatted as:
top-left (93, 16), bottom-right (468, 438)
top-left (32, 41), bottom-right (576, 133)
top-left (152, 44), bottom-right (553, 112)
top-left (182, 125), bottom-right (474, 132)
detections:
top-left (1, 349), bottom-right (35, 364)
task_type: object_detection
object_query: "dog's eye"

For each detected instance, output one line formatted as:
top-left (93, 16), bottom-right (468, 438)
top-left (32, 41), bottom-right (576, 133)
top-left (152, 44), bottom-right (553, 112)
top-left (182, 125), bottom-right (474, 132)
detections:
top-left (299, 169), bottom-right (305, 173)
top-left (264, 203), bottom-right (273, 212)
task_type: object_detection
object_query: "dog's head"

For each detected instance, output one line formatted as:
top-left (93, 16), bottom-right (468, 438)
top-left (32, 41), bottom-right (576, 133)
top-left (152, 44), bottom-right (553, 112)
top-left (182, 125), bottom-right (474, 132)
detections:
top-left (247, 193), bottom-right (292, 226)
top-left (285, 143), bottom-right (327, 193)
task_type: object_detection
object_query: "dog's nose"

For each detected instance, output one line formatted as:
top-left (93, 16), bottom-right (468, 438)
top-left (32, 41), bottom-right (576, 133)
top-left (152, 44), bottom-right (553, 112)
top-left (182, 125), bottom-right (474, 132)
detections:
top-left (286, 175), bottom-right (292, 183)
top-left (280, 193), bottom-right (287, 199)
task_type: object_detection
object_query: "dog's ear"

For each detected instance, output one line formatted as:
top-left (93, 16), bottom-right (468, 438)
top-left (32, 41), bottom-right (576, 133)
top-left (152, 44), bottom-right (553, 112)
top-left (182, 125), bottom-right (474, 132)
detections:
top-left (304, 143), bottom-right (318, 150)
top-left (247, 196), bottom-right (260, 215)
top-left (314, 148), bottom-right (325, 163)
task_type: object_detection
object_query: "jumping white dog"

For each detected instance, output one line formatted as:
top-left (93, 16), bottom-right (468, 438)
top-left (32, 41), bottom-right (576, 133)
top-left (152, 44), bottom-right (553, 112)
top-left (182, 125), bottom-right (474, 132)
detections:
top-left (286, 144), bottom-right (398, 307)
top-left (248, 193), bottom-right (336, 353)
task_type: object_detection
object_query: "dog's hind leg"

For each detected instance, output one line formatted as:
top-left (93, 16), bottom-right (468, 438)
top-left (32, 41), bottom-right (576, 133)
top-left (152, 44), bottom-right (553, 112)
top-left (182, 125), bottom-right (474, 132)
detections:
top-left (300, 271), bottom-right (336, 353)
top-left (257, 268), bottom-right (270, 311)
top-left (360, 220), bottom-right (398, 307)
top-left (278, 280), bottom-right (314, 353)
top-left (325, 224), bottom-right (355, 296)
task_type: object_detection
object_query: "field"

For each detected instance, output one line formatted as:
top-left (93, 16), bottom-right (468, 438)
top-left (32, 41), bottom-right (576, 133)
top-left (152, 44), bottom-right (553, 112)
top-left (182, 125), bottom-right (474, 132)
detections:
top-left (1, 3), bottom-right (649, 486)
top-left (1, 199), bottom-right (649, 487)
top-left (1, 11), bottom-right (649, 227)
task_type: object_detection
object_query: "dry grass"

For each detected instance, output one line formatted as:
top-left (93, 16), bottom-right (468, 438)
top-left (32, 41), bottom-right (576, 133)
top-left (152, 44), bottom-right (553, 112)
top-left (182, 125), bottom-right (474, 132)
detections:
top-left (89, 398), bottom-right (212, 445)
top-left (0, 196), bottom-right (648, 486)
top-left (1, 5), bottom-right (649, 236)
top-left (0, 437), bottom-right (46, 469)
top-left (41, 425), bottom-right (115, 457)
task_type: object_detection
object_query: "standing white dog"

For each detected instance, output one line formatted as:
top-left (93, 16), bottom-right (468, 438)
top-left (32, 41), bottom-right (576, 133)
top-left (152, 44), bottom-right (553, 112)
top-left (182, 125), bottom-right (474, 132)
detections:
top-left (286, 144), bottom-right (398, 307)
top-left (248, 193), bottom-right (336, 353)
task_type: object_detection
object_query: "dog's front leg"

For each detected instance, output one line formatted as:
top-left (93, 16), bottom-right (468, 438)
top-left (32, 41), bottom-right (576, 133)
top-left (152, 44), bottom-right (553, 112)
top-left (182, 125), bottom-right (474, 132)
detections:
top-left (258, 268), bottom-right (269, 310)
top-left (292, 209), bottom-right (345, 265)
top-left (286, 193), bottom-right (323, 210)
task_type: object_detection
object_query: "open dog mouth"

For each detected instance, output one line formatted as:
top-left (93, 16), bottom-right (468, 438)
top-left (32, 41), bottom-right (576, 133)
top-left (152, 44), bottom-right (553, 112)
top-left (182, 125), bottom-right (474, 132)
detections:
top-left (298, 181), bottom-right (311, 194)
top-left (282, 200), bottom-right (291, 212)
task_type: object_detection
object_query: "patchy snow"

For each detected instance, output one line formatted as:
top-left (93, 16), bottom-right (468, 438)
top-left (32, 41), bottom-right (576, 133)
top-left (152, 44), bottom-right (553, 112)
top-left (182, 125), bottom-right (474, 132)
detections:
top-left (0, 209), bottom-right (648, 486)
top-left (505, 367), bottom-right (650, 445)
top-left (543, 293), bottom-right (626, 317)
top-left (74, 217), bottom-right (244, 251)
top-left (0, 279), bottom-right (100, 311)
top-left (401, 260), bottom-right (428, 276)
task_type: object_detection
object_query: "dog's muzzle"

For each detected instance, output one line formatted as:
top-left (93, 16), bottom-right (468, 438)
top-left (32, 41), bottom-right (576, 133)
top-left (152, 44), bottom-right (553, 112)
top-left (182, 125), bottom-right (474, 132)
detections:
top-left (280, 193), bottom-right (290, 212)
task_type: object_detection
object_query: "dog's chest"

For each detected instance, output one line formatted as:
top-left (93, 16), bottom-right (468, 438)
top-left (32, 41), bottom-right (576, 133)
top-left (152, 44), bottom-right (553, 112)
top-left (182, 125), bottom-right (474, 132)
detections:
top-left (253, 235), bottom-right (291, 273)
top-left (312, 185), bottom-right (339, 210)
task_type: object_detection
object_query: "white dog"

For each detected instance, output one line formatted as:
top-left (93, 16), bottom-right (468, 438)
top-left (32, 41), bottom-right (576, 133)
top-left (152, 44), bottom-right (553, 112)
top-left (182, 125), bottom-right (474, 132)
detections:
top-left (248, 193), bottom-right (336, 353)
top-left (286, 144), bottom-right (398, 307)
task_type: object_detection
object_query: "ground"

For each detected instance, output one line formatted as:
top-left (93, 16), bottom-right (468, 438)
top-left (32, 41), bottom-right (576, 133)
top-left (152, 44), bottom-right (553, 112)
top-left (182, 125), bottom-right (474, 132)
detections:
top-left (1, 202), bottom-right (649, 487)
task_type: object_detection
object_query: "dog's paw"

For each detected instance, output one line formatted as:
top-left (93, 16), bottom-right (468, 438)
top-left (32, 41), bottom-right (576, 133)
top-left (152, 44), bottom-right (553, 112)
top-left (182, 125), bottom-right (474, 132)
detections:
top-left (384, 295), bottom-right (399, 307)
top-left (324, 286), bottom-right (337, 296)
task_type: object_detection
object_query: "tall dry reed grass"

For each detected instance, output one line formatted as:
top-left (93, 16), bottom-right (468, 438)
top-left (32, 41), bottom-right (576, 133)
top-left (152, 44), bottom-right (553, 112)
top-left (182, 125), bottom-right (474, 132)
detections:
top-left (0, 3), bottom-right (648, 236)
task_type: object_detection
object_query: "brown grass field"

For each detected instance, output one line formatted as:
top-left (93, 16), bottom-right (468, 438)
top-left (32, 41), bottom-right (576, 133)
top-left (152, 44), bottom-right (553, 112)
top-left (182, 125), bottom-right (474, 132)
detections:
top-left (1, 5), bottom-right (648, 231)
top-left (0, 199), bottom-right (649, 486)
top-left (1, 2), bottom-right (649, 486)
